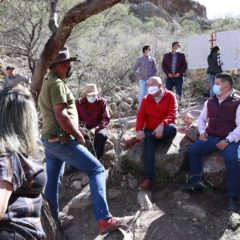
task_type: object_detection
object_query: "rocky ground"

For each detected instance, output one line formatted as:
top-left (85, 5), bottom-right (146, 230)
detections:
top-left (60, 171), bottom-right (240, 240)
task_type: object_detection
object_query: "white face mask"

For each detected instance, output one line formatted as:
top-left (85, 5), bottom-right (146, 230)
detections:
top-left (213, 84), bottom-right (222, 96)
top-left (87, 95), bottom-right (97, 103)
top-left (148, 86), bottom-right (159, 95)
top-left (176, 48), bottom-right (182, 53)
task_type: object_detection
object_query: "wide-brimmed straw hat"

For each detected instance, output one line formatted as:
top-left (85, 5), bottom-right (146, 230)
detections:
top-left (84, 84), bottom-right (99, 96)
top-left (52, 47), bottom-right (77, 64)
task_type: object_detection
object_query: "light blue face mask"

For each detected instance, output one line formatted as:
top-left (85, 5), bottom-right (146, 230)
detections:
top-left (213, 84), bottom-right (222, 96)
top-left (87, 95), bottom-right (97, 103)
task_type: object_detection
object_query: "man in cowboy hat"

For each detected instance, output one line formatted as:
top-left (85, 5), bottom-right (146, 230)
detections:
top-left (76, 84), bottom-right (110, 160)
top-left (39, 47), bottom-right (125, 234)
top-left (2, 66), bottom-right (30, 88)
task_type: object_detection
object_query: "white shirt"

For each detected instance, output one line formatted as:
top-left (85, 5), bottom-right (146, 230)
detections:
top-left (198, 95), bottom-right (240, 143)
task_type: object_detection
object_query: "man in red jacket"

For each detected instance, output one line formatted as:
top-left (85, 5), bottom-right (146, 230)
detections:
top-left (162, 42), bottom-right (187, 100)
top-left (136, 76), bottom-right (178, 190)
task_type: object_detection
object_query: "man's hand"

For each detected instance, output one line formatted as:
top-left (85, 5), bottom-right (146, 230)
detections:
top-left (136, 131), bottom-right (145, 141)
top-left (174, 73), bottom-right (180, 78)
top-left (216, 140), bottom-right (229, 150)
top-left (199, 132), bottom-right (208, 141)
top-left (168, 73), bottom-right (173, 78)
top-left (153, 124), bottom-right (164, 139)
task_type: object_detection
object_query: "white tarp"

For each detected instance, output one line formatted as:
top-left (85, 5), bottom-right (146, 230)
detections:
top-left (187, 30), bottom-right (240, 70)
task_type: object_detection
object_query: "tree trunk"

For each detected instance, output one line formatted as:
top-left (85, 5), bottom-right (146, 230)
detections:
top-left (31, 0), bottom-right (121, 97)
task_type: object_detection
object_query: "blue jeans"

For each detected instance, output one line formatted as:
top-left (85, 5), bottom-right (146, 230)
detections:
top-left (143, 125), bottom-right (177, 179)
top-left (188, 135), bottom-right (240, 197)
top-left (208, 74), bottom-right (215, 97)
top-left (138, 79), bottom-right (148, 107)
top-left (165, 77), bottom-right (183, 99)
top-left (42, 138), bottom-right (111, 221)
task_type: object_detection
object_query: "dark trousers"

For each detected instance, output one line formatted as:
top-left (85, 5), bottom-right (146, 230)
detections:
top-left (143, 125), bottom-right (177, 179)
top-left (165, 77), bottom-right (183, 98)
top-left (94, 129), bottom-right (108, 160)
top-left (188, 135), bottom-right (240, 197)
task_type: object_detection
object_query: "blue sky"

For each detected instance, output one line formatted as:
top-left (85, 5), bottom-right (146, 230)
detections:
top-left (197, 0), bottom-right (240, 19)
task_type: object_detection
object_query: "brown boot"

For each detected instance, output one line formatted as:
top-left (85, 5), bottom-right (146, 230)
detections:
top-left (137, 179), bottom-right (154, 191)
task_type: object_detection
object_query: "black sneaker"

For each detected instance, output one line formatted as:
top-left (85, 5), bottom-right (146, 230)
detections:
top-left (228, 197), bottom-right (239, 212)
top-left (180, 181), bottom-right (204, 193)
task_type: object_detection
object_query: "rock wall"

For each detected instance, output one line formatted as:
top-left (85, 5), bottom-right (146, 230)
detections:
top-left (128, 0), bottom-right (207, 18)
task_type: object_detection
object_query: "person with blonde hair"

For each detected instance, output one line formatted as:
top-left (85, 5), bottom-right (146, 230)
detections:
top-left (0, 85), bottom-right (46, 239)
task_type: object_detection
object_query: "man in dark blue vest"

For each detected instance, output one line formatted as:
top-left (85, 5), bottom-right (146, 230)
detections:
top-left (181, 73), bottom-right (240, 211)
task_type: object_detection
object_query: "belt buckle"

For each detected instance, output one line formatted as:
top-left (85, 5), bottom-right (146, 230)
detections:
top-left (48, 137), bottom-right (59, 143)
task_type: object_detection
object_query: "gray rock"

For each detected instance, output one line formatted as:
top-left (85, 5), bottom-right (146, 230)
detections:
top-left (68, 185), bottom-right (92, 209)
top-left (118, 102), bottom-right (131, 112)
top-left (104, 139), bottom-right (114, 152)
top-left (109, 102), bottom-right (118, 112)
top-left (228, 213), bottom-right (240, 231)
top-left (81, 175), bottom-right (89, 186)
top-left (182, 203), bottom-right (207, 219)
top-left (127, 129), bottom-right (226, 187)
top-left (107, 188), bottom-right (121, 199)
top-left (137, 190), bottom-right (153, 210)
top-left (127, 132), bottom-right (188, 177)
top-left (185, 125), bottom-right (198, 142)
top-left (126, 97), bottom-right (134, 106)
top-left (71, 180), bottom-right (82, 190)
top-left (112, 94), bottom-right (122, 105)
top-left (102, 149), bottom-right (117, 169)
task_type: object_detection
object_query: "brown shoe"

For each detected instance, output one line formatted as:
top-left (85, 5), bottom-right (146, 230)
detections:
top-left (137, 179), bottom-right (154, 191)
top-left (97, 217), bottom-right (126, 235)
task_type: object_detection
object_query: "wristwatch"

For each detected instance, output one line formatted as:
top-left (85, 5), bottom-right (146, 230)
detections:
top-left (224, 138), bottom-right (230, 144)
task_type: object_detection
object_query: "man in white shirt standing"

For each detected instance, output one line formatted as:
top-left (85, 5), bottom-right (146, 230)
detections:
top-left (181, 73), bottom-right (240, 211)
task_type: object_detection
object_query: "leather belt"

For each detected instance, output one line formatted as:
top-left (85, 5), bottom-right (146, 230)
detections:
top-left (48, 137), bottom-right (60, 143)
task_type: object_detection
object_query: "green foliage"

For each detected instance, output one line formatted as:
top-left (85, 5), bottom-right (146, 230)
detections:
top-left (181, 19), bottom-right (201, 34)
top-left (211, 18), bottom-right (240, 32)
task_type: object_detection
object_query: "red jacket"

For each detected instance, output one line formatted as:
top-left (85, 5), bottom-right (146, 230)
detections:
top-left (162, 52), bottom-right (187, 77)
top-left (136, 89), bottom-right (178, 131)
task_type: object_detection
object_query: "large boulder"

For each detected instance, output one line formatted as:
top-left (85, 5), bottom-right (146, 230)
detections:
top-left (127, 132), bottom-right (189, 177)
top-left (127, 128), bottom-right (227, 187)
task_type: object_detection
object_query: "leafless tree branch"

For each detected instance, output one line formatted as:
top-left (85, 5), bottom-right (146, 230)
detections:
top-left (31, 0), bottom-right (121, 96)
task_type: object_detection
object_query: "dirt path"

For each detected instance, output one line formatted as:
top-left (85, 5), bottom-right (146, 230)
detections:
top-left (61, 174), bottom-right (240, 240)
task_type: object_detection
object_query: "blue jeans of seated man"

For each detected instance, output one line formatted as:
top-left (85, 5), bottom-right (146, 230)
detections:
top-left (138, 79), bottom-right (148, 107)
top-left (208, 74), bottom-right (215, 97)
top-left (165, 77), bottom-right (183, 99)
top-left (42, 138), bottom-right (111, 221)
top-left (144, 125), bottom-right (177, 179)
top-left (188, 135), bottom-right (240, 197)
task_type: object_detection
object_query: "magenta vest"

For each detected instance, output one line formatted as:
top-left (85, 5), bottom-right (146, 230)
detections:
top-left (206, 94), bottom-right (240, 137)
